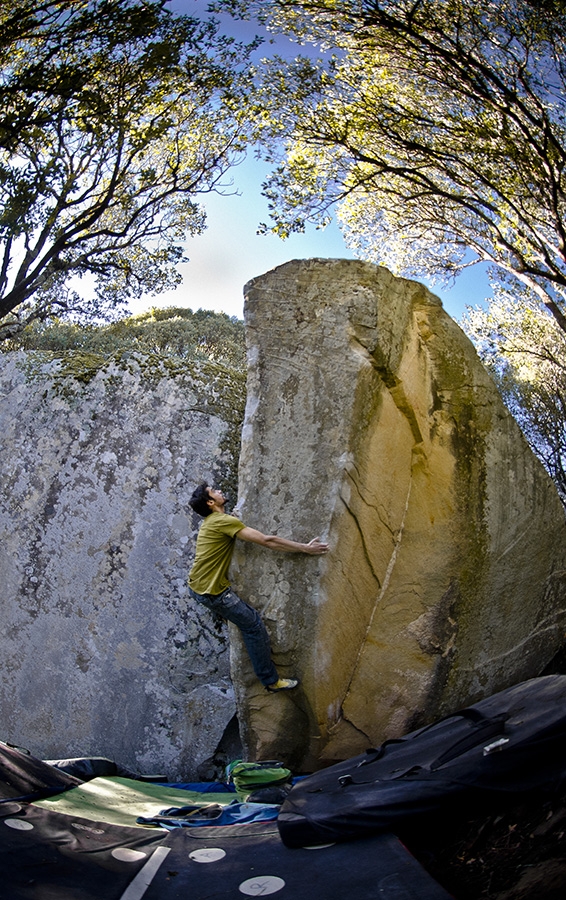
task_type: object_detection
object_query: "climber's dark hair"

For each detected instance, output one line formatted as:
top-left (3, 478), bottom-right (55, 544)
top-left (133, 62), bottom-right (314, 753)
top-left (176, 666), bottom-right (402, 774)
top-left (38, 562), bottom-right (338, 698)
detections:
top-left (189, 482), bottom-right (213, 518)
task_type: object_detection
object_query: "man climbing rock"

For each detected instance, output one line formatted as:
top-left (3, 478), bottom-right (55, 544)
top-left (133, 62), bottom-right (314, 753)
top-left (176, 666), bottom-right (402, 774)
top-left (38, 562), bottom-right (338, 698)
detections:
top-left (188, 482), bottom-right (328, 692)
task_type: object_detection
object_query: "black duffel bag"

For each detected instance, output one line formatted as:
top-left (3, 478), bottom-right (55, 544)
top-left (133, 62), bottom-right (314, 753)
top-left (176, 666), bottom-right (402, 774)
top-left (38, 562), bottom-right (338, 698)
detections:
top-left (278, 675), bottom-right (566, 847)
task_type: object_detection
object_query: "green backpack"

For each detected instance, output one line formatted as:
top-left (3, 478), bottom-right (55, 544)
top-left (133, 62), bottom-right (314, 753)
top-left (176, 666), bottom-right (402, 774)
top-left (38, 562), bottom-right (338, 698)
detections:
top-left (225, 759), bottom-right (292, 798)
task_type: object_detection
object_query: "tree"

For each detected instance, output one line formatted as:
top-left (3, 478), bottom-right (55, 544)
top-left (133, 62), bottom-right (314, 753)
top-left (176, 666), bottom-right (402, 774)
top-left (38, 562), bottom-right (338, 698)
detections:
top-left (0, 0), bottom-right (256, 340)
top-left (220, 0), bottom-right (566, 334)
top-left (2, 305), bottom-right (247, 370)
top-left (463, 286), bottom-right (566, 500)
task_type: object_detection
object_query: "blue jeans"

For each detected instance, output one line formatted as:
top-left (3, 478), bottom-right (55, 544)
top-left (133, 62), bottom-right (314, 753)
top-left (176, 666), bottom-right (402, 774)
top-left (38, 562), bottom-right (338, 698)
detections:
top-left (188, 586), bottom-right (279, 687)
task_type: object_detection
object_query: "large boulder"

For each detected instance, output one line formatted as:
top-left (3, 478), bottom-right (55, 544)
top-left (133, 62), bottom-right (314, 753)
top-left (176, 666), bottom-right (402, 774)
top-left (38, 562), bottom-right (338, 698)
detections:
top-left (0, 350), bottom-right (244, 778)
top-left (231, 259), bottom-right (566, 772)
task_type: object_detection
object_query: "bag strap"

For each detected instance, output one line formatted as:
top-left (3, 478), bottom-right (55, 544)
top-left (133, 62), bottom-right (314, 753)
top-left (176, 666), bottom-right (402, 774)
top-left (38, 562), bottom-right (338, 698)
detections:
top-left (430, 712), bottom-right (508, 770)
top-left (338, 708), bottom-right (509, 787)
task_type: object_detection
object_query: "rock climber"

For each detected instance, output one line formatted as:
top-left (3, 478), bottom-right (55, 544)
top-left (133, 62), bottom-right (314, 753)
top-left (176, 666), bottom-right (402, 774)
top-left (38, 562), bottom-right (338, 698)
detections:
top-left (188, 482), bottom-right (328, 692)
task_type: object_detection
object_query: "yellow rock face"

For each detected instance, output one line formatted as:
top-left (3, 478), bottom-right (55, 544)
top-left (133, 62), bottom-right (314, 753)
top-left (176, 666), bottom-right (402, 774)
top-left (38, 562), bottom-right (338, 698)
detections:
top-left (231, 259), bottom-right (566, 772)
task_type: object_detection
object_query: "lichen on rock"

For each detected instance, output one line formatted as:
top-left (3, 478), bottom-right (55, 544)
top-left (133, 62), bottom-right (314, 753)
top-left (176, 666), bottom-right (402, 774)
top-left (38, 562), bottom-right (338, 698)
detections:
top-left (0, 348), bottom-right (244, 778)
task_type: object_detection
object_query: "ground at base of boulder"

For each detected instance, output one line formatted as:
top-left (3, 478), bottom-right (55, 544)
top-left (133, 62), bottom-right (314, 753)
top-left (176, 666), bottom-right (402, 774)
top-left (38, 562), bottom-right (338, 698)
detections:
top-left (407, 786), bottom-right (566, 899)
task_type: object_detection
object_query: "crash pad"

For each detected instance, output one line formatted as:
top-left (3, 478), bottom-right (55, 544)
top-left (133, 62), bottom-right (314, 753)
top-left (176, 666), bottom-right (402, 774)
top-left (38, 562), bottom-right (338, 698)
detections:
top-left (278, 674), bottom-right (566, 847)
top-left (33, 776), bottom-right (236, 828)
top-left (0, 805), bottom-right (452, 899)
top-left (0, 741), bottom-right (80, 800)
top-left (0, 803), bottom-right (169, 900)
top-left (150, 821), bottom-right (453, 899)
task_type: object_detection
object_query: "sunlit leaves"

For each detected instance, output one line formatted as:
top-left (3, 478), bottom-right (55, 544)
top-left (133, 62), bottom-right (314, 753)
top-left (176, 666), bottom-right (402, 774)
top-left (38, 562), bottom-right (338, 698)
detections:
top-left (2, 305), bottom-right (247, 370)
top-left (464, 285), bottom-right (566, 498)
top-left (223, 0), bottom-right (566, 330)
top-left (0, 0), bottom-right (257, 336)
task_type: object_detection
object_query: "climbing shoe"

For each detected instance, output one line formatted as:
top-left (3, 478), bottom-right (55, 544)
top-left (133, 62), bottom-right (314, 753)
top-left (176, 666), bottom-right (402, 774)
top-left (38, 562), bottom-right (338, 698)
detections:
top-left (266, 678), bottom-right (299, 693)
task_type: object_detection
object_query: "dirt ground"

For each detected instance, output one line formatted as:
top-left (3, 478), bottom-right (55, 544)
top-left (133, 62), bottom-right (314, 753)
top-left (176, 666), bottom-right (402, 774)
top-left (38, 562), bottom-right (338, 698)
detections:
top-left (406, 786), bottom-right (566, 899)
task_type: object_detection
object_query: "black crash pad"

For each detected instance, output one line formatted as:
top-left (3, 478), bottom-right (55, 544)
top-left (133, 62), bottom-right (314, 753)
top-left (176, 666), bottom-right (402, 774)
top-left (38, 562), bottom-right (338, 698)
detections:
top-left (0, 805), bottom-right (452, 899)
top-left (278, 675), bottom-right (566, 848)
top-left (147, 821), bottom-right (452, 899)
top-left (0, 742), bottom-right (80, 801)
top-left (0, 803), bottom-right (168, 900)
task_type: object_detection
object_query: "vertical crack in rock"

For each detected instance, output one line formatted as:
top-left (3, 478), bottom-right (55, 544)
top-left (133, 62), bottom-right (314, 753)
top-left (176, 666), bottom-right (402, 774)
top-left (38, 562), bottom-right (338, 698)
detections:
top-left (334, 333), bottom-right (422, 741)
top-left (339, 490), bottom-right (384, 587)
top-left (335, 459), bottom-right (413, 735)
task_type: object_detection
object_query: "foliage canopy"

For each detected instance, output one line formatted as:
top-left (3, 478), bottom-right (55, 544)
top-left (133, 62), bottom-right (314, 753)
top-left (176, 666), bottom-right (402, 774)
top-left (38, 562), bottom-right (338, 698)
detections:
top-left (221, 0), bottom-right (566, 334)
top-left (2, 305), bottom-right (247, 370)
top-left (0, 0), bottom-right (256, 340)
top-left (464, 290), bottom-right (566, 500)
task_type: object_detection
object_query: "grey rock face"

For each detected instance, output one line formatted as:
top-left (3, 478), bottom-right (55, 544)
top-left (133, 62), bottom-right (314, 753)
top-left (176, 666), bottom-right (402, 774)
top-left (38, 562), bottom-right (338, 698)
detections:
top-left (0, 350), bottom-right (244, 779)
top-left (231, 259), bottom-right (566, 772)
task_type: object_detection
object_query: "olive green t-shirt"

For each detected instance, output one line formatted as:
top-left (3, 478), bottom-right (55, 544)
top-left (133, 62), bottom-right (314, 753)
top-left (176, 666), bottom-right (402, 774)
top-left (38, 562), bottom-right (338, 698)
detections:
top-left (188, 512), bottom-right (245, 596)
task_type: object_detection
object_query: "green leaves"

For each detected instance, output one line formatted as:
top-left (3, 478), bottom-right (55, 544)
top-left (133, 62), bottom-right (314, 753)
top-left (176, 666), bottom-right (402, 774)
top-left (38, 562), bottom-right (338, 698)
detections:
top-left (0, 0), bottom-right (257, 335)
top-left (464, 285), bottom-right (566, 499)
top-left (225, 0), bottom-right (566, 331)
top-left (2, 305), bottom-right (246, 371)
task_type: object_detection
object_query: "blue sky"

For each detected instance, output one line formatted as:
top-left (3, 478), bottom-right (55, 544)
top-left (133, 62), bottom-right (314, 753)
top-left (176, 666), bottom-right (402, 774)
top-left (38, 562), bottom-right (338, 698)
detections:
top-left (131, 0), bottom-right (492, 323)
